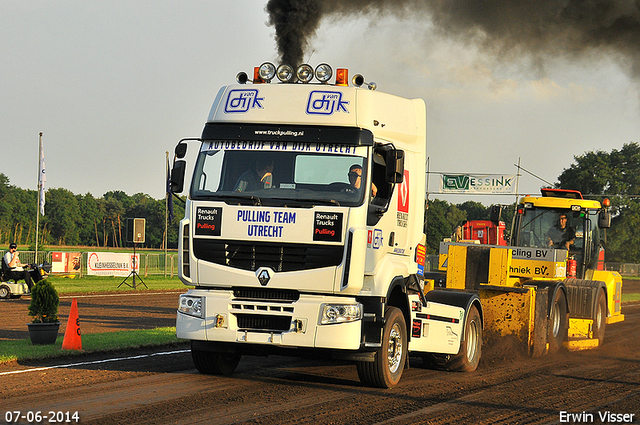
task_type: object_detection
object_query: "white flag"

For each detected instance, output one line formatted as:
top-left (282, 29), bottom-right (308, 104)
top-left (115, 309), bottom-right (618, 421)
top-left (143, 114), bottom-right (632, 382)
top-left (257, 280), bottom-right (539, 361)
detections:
top-left (39, 139), bottom-right (46, 216)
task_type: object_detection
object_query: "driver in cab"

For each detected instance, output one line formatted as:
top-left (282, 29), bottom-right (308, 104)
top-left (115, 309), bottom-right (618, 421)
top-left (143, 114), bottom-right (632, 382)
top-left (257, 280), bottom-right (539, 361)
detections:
top-left (546, 213), bottom-right (576, 250)
top-left (346, 164), bottom-right (377, 197)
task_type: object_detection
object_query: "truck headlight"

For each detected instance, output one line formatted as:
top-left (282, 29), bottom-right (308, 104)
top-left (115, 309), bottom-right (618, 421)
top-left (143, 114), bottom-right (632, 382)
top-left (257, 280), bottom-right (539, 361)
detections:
top-left (178, 295), bottom-right (204, 318)
top-left (320, 303), bottom-right (362, 325)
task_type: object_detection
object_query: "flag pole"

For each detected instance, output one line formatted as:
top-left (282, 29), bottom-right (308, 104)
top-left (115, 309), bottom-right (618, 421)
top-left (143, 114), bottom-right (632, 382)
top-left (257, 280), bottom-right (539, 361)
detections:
top-left (35, 132), bottom-right (43, 260)
top-left (164, 151), bottom-right (169, 277)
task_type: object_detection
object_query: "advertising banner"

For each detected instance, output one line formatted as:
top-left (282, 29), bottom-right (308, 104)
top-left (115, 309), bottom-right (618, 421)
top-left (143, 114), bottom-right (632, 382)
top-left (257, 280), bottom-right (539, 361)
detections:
top-left (87, 252), bottom-right (140, 277)
top-left (51, 252), bottom-right (82, 274)
top-left (440, 174), bottom-right (516, 194)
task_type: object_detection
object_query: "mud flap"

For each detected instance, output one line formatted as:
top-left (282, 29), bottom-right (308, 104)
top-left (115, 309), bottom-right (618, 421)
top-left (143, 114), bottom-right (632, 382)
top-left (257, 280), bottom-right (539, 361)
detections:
top-left (531, 286), bottom-right (549, 357)
top-left (479, 285), bottom-right (548, 357)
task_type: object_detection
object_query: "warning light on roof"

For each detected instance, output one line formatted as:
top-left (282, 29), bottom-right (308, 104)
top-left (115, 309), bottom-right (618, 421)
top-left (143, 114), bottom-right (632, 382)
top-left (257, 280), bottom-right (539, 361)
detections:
top-left (335, 68), bottom-right (348, 86)
top-left (253, 67), bottom-right (265, 84)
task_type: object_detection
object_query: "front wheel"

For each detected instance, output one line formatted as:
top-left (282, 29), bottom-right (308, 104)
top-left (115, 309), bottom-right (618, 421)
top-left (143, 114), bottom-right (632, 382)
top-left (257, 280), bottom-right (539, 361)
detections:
top-left (356, 307), bottom-right (407, 388)
top-left (548, 289), bottom-right (568, 353)
top-left (446, 305), bottom-right (482, 372)
top-left (0, 285), bottom-right (10, 300)
top-left (191, 341), bottom-right (241, 376)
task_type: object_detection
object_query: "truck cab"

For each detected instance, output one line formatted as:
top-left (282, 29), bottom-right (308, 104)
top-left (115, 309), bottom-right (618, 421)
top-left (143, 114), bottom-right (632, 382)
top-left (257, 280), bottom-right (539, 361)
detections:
top-left (171, 63), bottom-right (483, 388)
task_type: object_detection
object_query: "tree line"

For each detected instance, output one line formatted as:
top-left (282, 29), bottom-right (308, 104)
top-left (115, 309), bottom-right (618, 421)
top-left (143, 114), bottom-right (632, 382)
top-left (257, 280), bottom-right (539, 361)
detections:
top-left (0, 173), bottom-right (183, 249)
top-left (2, 142), bottom-right (638, 262)
top-left (424, 142), bottom-right (640, 264)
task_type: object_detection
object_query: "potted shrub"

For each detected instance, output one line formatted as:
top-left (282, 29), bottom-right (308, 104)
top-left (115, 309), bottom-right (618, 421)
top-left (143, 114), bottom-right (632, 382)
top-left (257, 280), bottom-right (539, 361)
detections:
top-left (27, 279), bottom-right (60, 345)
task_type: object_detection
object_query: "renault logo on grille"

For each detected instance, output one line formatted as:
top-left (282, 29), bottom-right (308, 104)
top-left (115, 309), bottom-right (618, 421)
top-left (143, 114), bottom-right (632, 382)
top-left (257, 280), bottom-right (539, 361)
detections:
top-left (256, 268), bottom-right (271, 286)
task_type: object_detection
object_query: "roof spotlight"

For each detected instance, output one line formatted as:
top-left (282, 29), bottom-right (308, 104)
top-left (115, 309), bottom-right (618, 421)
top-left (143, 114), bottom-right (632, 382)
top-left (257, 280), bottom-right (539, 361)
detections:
top-left (258, 62), bottom-right (276, 82)
top-left (277, 64), bottom-right (295, 82)
top-left (297, 64), bottom-right (314, 83)
top-left (315, 63), bottom-right (333, 83)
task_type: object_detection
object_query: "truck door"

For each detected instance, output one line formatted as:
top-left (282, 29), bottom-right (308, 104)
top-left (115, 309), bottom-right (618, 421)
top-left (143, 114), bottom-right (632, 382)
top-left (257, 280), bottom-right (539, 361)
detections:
top-left (365, 145), bottom-right (408, 271)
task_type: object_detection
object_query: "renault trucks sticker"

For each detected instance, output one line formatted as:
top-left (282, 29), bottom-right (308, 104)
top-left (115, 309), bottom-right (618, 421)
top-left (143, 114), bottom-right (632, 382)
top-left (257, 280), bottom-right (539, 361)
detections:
top-left (195, 207), bottom-right (222, 236)
top-left (224, 89), bottom-right (264, 113)
top-left (306, 91), bottom-right (349, 115)
top-left (313, 212), bottom-right (343, 242)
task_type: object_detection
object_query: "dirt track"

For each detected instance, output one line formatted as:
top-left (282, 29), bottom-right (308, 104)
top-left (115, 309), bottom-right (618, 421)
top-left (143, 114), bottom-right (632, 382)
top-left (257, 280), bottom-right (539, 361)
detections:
top-left (0, 290), bottom-right (184, 341)
top-left (1, 284), bottom-right (639, 424)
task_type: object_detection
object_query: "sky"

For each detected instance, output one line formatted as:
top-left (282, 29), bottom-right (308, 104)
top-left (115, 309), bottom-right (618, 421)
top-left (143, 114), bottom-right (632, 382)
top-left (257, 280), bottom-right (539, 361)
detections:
top-left (1, 1), bottom-right (639, 206)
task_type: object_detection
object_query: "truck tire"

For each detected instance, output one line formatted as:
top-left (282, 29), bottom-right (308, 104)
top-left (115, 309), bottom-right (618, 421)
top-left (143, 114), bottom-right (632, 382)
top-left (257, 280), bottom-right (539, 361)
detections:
top-left (446, 305), bottom-right (482, 372)
top-left (0, 285), bottom-right (10, 300)
top-left (356, 307), bottom-right (407, 388)
top-left (548, 289), bottom-right (568, 353)
top-left (191, 342), bottom-right (241, 376)
top-left (593, 289), bottom-right (607, 346)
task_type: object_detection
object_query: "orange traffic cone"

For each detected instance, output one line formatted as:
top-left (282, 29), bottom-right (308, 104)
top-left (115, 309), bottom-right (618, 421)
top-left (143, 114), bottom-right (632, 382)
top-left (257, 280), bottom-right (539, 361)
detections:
top-left (62, 298), bottom-right (82, 350)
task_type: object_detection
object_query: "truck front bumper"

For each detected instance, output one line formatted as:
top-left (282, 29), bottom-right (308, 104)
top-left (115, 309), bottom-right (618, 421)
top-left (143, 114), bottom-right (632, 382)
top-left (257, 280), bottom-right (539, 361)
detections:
top-left (176, 288), bottom-right (363, 351)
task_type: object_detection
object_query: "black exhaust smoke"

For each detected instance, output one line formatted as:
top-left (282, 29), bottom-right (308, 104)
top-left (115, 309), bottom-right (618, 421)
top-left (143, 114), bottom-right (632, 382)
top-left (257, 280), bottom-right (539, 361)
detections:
top-left (266, 0), bottom-right (640, 78)
top-left (266, 0), bottom-right (323, 67)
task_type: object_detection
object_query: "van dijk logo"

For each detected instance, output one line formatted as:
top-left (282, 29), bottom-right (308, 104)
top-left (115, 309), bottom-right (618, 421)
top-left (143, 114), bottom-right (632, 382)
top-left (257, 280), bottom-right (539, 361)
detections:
top-left (306, 91), bottom-right (349, 115)
top-left (256, 268), bottom-right (271, 286)
top-left (225, 89), bottom-right (264, 113)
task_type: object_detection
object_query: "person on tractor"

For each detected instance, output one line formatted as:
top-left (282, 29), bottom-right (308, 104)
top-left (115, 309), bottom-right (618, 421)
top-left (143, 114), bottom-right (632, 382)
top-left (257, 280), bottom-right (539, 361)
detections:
top-left (546, 213), bottom-right (576, 250)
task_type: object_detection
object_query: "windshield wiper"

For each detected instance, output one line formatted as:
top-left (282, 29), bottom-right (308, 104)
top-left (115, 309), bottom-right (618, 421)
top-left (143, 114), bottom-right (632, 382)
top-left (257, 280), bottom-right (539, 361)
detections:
top-left (269, 197), bottom-right (341, 207)
top-left (225, 195), bottom-right (262, 206)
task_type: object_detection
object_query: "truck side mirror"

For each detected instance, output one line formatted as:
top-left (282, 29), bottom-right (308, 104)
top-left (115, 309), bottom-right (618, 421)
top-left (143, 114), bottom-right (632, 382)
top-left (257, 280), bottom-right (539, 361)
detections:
top-left (598, 210), bottom-right (611, 228)
top-left (175, 142), bottom-right (188, 159)
top-left (385, 150), bottom-right (404, 183)
top-left (490, 205), bottom-right (502, 224)
top-left (170, 160), bottom-right (187, 193)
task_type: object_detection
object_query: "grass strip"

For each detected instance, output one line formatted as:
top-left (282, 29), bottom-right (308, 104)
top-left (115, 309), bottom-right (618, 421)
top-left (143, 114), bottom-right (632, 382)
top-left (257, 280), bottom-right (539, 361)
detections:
top-left (0, 327), bottom-right (181, 364)
top-left (48, 275), bottom-right (187, 294)
top-left (623, 293), bottom-right (640, 303)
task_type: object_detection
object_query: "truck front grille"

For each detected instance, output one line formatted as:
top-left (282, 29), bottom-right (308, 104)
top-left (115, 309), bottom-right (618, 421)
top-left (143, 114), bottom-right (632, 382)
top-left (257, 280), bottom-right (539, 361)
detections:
top-left (233, 287), bottom-right (299, 302)
top-left (235, 314), bottom-right (291, 332)
top-left (193, 239), bottom-right (343, 272)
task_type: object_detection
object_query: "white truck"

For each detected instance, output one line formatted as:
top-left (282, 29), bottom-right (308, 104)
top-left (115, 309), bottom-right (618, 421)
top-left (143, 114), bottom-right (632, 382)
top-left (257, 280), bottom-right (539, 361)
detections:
top-left (170, 63), bottom-right (483, 388)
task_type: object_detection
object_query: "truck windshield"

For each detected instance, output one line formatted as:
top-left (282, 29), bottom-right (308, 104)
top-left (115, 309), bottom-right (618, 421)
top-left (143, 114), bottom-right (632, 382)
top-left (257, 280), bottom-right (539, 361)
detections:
top-left (515, 208), bottom-right (584, 250)
top-left (190, 143), bottom-right (368, 206)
